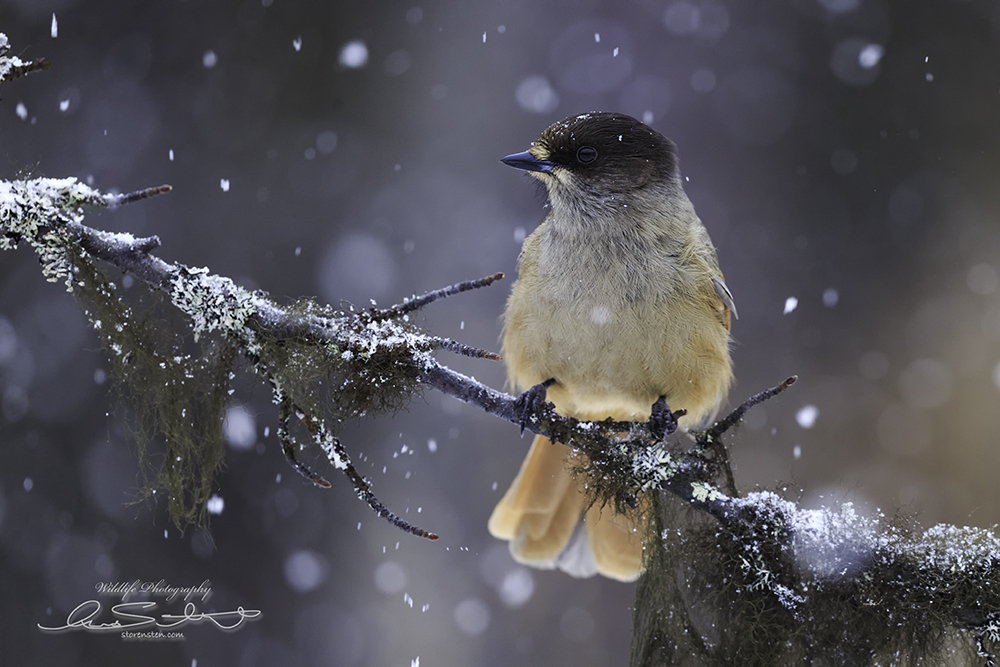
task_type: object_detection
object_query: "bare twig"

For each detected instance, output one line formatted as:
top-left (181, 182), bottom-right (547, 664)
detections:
top-left (703, 375), bottom-right (797, 441)
top-left (106, 184), bottom-right (173, 208)
top-left (430, 336), bottom-right (502, 360)
top-left (376, 272), bottom-right (505, 319)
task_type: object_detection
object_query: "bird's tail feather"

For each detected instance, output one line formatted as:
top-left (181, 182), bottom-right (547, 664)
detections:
top-left (488, 433), bottom-right (643, 582)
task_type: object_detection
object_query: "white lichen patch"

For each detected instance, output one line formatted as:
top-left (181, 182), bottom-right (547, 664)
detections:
top-left (168, 266), bottom-right (256, 341)
top-left (771, 583), bottom-right (807, 611)
top-left (691, 481), bottom-right (722, 504)
top-left (0, 177), bottom-right (102, 250)
top-left (629, 443), bottom-right (676, 492)
top-left (0, 177), bottom-right (105, 291)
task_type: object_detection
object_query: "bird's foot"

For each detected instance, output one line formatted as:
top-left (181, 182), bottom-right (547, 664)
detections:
top-left (649, 396), bottom-right (686, 441)
top-left (514, 378), bottom-right (557, 435)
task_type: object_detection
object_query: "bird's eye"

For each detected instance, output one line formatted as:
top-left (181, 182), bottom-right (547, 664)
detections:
top-left (576, 146), bottom-right (598, 164)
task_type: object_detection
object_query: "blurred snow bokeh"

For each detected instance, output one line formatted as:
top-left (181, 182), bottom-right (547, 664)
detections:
top-left (224, 404), bottom-right (256, 450)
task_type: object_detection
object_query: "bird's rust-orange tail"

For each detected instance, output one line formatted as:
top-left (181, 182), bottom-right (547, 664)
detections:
top-left (488, 433), bottom-right (644, 582)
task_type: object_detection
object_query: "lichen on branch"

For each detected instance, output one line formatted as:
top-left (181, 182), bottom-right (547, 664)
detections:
top-left (168, 266), bottom-right (256, 342)
top-left (1, 177), bottom-right (105, 289)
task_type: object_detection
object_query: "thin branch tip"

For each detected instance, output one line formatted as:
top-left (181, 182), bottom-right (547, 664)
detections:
top-left (704, 375), bottom-right (799, 440)
top-left (434, 337), bottom-right (502, 360)
top-left (381, 271), bottom-right (506, 318)
top-left (108, 184), bottom-right (173, 208)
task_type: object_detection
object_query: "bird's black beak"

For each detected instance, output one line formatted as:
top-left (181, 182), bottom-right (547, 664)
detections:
top-left (501, 150), bottom-right (553, 174)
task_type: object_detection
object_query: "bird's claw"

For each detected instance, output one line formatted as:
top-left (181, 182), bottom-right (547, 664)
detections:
top-left (514, 378), bottom-right (557, 435)
top-left (649, 396), bottom-right (685, 440)
top-left (620, 492), bottom-right (639, 510)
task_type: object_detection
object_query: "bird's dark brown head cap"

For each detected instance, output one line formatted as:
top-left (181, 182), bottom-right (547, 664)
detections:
top-left (503, 112), bottom-right (680, 194)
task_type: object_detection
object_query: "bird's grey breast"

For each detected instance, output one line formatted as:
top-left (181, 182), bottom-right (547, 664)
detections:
top-left (536, 224), bottom-right (682, 304)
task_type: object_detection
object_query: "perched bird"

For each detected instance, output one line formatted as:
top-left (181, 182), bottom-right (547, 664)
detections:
top-left (489, 112), bottom-right (735, 582)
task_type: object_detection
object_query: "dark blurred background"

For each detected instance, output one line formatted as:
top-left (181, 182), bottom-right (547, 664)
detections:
top-left (3, 0), bottom-right (1000, 664)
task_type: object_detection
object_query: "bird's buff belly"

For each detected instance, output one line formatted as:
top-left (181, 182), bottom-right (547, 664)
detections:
top-left (504, 299), bottom-right (730, 425)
